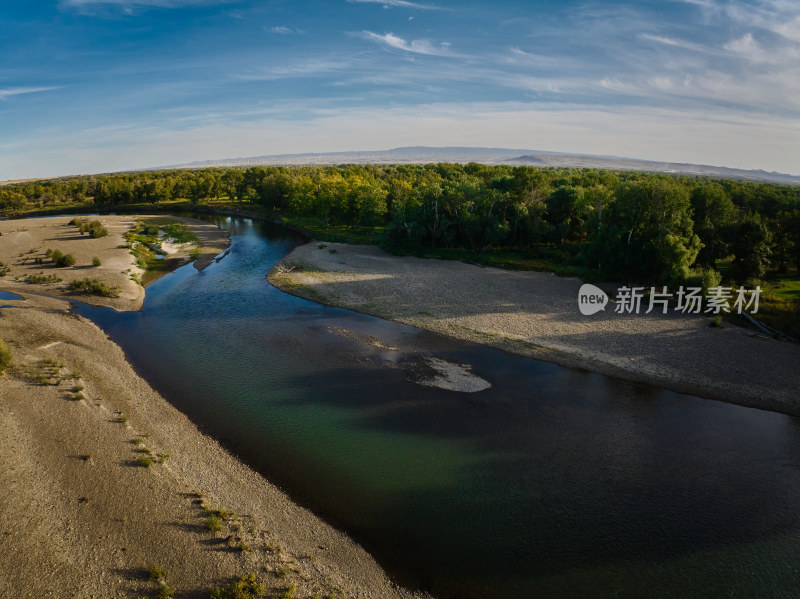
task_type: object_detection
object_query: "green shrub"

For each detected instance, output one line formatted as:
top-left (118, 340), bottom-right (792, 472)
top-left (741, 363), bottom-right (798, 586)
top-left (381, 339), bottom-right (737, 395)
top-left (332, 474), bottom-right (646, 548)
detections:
top-left (50, 249), bottom-right (76, 267)
top-left (206, 515), bottom-right (224, 534)
top-left (26, 273), bottom-right (61, 285)
top-left (68, 278), bottom-right (120, 297)
top-left (278, 585), bottom-right (296, 599)
top-left (157, 584), bottom-right (175, 599)
top-left (92, 256), bottom-right (102, 267)
top-left (208, 573), bottom-right (264, 599)
top-left (88, 220), bottom-right (108, 238)
top-left (137, 456), bottom-right (154, 468)
top-left (0, 339), bottom-right (12, 374)
top-left (148, 564), bottom-right (165, 582)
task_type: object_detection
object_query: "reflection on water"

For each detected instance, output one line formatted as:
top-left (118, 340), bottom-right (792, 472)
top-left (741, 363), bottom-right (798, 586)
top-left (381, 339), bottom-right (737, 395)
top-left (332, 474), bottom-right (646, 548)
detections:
top-left (75, 215), bottom-right (800, 599)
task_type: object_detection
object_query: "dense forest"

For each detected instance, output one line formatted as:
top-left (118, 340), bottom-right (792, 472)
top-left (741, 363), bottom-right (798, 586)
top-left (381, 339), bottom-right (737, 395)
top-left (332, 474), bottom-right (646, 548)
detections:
top-left (2, 164), bottom-right (799, 295)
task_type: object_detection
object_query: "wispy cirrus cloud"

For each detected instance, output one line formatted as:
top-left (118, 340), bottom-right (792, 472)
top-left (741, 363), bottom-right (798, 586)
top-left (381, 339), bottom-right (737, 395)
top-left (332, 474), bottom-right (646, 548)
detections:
top-left (638, 34), bottom-right (709, 53)
top-left (235, 58), bottom-right (353, 81)
top-left (357, 31), bottom-right (463, 57)
top-left (0, 87), bottom-right (59, 100)
top-left (266, 25), bottom-right (304, 35)
top-left (346, 0), bottom-right (445, 9)
top-left (674, 0), bottom-right (800, 41)
top-left (60, 0), bottom-right (237, 14)
top-left (62, 0), bottom-right (231, 6)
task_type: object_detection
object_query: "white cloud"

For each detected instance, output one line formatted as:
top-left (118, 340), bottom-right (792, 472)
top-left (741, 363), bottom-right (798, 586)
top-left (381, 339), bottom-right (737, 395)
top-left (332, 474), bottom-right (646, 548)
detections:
top-left (60, 0), bottom-right (237, 13)
top-left (346, 0), bottom-right (444, 10)
top-left (63, 0), bottom-right (226, 5)
top-left (235, 59), bottom-right (352, 81)
top-left (0, 87), bottom-right (59, 100)
top-left (266, 25), bottom-right (299, 35)
top-left (724, 33), bottom-right (769, 62)
top-left (638, 34), bottom-right (709, 53)
top-left (358, 31), bottom-right (463, 57)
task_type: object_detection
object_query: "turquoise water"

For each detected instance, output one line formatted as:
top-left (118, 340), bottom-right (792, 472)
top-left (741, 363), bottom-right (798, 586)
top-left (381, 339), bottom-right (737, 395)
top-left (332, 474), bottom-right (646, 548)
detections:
top-left (75, 215), bottom-right (800, 599)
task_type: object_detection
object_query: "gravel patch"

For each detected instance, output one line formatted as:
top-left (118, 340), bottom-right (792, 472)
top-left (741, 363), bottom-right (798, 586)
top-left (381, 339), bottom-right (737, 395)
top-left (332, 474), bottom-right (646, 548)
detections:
top-left (269, 242), bottom-right (800, 415)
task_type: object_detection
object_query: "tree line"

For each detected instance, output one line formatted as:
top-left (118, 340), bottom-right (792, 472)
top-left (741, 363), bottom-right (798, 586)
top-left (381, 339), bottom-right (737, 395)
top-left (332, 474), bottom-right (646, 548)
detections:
top-left (2, 163), bottom-right (800, 287)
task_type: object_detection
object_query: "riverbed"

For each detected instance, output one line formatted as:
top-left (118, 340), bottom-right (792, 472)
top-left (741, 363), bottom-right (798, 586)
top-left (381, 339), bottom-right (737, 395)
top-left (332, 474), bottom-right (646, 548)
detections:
top-left (71, 214), bottom-right (800, 599)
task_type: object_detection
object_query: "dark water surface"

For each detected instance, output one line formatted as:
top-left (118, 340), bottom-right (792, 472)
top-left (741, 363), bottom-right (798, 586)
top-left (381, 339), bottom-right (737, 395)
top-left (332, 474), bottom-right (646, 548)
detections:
top-left (75, 216), bottom-right (800, 599)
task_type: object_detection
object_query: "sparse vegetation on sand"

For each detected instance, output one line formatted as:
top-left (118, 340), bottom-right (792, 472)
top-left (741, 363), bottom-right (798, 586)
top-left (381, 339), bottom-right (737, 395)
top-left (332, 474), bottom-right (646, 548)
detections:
top-left (26, 273), bottom-right (62, 285)
top-left (68, 277), bottom-right (120, 297)
top-left (0, 339), bottom-right (12, 374)
top-left (208, 573), bottom-right (264, 599)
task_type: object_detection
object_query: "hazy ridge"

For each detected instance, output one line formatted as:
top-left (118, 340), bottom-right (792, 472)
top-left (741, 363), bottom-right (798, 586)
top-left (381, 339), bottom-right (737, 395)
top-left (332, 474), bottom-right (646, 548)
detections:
top-left (154, 146), bottom-right (800, 185)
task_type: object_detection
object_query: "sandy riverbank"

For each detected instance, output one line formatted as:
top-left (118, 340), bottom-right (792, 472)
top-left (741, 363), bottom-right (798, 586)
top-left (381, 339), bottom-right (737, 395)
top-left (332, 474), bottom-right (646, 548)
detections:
top-left (0, 218), bottom-right (423, 598)
top-left (0, 215), bottom-right (228, 310)
top-left (268, 242), bottom-right (800, 416)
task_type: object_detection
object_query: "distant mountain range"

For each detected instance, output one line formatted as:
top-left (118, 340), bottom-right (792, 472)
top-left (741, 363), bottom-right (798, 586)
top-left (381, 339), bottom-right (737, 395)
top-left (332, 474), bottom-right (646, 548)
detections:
top-left (156, 146), bottom-right (800, 185)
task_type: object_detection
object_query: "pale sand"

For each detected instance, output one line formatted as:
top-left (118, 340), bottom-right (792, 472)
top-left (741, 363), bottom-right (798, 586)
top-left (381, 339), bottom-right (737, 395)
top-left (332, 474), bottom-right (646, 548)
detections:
top-left (0, 215), bottom-right (228, 310)
top-left (0, 219), bottom-right (423, 598)
top-left (268, 242), bottom-right (800, 416)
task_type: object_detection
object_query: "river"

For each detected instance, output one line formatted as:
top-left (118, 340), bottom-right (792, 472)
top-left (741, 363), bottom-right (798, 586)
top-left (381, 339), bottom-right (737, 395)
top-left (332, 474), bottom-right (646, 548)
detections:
top-left (74, 215), bottom-right (800, 599)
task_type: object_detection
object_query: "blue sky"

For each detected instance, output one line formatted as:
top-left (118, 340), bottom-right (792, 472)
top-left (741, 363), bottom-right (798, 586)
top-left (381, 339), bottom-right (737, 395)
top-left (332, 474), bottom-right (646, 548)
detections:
top-left (1, 0), bottom-right (798, 179)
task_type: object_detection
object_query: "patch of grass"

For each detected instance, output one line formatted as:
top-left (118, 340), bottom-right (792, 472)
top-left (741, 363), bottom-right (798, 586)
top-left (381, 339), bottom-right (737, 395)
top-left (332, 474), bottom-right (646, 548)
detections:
top-left (156, 584), bottom-right (175, 599)
top-left (137, 456), bottom-right (154, 468)
top-left (265, 542), bottom-right (281, 554)
top-left (0, 261), bottom-right (9, 276)
top-left (157, 453), bottom-right (170, 464)
top-left (26, 273), bottom-right (62, 285)
top-left (69, 278), bottom-right (121, 297)
top-left (92, 256), bottom-right (102, 267)
top-left (148, 565), bottom-right (165, 582)
top-left (275, 566), bottom-right (289, 579)
top-left (280, 216), bottom-right (381, 245)
top-left (237, 541), bottom-right (251, 553)
top-left (160, 221), bottom-right (199, 244)
top-left (119, 413), bottom-right (129, 424)
top-left (0, 339), bottom-right (11, 375)
top-left (206, 515), bottom-right (224, 534)
top-left (278, 585), bottom-right (296, 599)
top-left (208, 573), bottom-right (264, 599)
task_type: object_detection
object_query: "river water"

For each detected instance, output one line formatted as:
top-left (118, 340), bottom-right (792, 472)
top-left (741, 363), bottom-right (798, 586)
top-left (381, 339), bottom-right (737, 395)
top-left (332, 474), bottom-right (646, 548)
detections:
top-left (74, 215), bottom-right (800, 598)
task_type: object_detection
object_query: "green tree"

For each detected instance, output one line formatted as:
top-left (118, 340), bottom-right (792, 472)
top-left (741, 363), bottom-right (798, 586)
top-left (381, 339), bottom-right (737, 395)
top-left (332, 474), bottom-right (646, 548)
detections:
top-left (733, 213), bottom-right (772, 281)
top-left (594, 178), bottom-right (701, 283)
top-left (690, 182), bottom-right (737, 268)
top-left (0, 190), bottom-right (26, 211)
